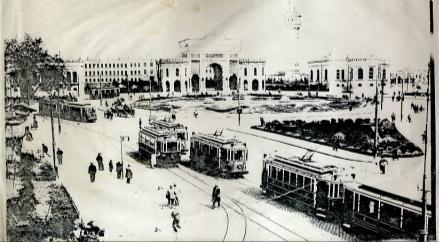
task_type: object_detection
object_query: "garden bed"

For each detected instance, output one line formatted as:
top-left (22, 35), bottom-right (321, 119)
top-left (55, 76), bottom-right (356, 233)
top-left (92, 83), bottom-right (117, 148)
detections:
top-left (252, 118), bottom-right (423, 158)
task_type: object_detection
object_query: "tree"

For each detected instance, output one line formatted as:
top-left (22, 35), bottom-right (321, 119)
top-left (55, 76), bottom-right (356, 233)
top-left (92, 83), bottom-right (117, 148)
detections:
top-left (4, 34), bottom-right (69, 102)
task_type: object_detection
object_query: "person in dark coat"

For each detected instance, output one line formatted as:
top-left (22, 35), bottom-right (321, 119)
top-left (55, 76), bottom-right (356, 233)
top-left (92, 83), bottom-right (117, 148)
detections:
top-left (116, 161), bottom-right (123, 179)
top-left (88, 162), bottom-right (97, 182)
top-left (56, 148), bottom-right (64, 165)
top-left (125, 165), bottom-right (133, 184)
top-left (211, 185), bottom-right (221, 208)
top-left (379, 158), bottom-right (388, 175)
top-left (171, 211), bottom-right (181, 232)
top-left (109, 160), bottom-right (113, 173)
top-left (96, 153), bottom-right (104, 171)
top-left (42, 143), bottom-right (49, 156)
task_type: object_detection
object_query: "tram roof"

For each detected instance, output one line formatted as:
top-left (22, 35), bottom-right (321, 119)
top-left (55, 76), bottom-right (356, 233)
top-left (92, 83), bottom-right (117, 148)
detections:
top-left (140, 126), bottom-right (179, 138)
top-left (150, 120), bottom-right (186, 130)
top-left (40, 99), bottom-right (91, 107)
top-left (270, 154), bottom-right (341, 176)
top-left (192, 133), bottom-right (247, 149)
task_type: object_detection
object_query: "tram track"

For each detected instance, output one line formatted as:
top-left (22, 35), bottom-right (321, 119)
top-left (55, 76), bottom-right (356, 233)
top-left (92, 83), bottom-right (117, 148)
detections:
top-left (169, 167), bottom-right (309, 241)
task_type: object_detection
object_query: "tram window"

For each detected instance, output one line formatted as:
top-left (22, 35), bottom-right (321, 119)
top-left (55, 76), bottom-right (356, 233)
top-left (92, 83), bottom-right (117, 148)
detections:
top-left (402, 210), bottom-right (422, 233)
top-left (220, 148), bottom-right (227, 161)
top-left (345, 190), bottom-right (354, 210)
top-left (290, 173), bottom-right (296, 186)
top-left (359, 196), bottom-right (378, 218)
top-left (283, 171), bottom-right (289, 183)
top-left (297, 175), bottom-right (303, 187)
top-left (277, 169), bottom-right (283, 181)
top-left (380, 202), bottom-right (401, 227)
top-left (270, 166), bottom-right (276, 178)
top-left (304, 177), bottom-right (311, 191)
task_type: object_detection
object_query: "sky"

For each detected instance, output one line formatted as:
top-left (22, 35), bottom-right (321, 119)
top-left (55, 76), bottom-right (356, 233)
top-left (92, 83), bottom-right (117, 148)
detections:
top-left (2, 0), bottom-right (432, 73)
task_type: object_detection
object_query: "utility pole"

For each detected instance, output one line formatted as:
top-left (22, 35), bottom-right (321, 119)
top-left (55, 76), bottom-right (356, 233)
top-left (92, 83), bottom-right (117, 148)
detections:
top-left (50, 102), bottom-right (58, 178)
top-left (149, 76), bottom-right (152, 117)
top-left (400, 75), bottom-right (404, 122)
top-left (420, 71), bottom-right (430, 242)
top-left (380, 62), bottom-right (386, 110)
top-left (238, 77), bottom-right (241, 126)
top-left (373, 69), bottom-right (379, 158)
top-left (120, 135), bottom-right (130, 167)
top-left (57, 83), bottom-right (61, 134)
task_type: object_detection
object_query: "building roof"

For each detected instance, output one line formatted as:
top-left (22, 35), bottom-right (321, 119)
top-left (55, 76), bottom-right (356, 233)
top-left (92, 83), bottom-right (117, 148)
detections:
top-left (178, 35), bottom-right (242, 54)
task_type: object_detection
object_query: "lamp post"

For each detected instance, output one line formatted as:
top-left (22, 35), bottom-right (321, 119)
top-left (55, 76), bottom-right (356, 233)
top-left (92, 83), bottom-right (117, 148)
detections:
top-left (120, 135), bottom-right (130, 167)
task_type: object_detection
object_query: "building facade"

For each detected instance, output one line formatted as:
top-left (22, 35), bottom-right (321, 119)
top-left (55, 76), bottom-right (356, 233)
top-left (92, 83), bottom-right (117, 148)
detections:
top-left (157, 35), bottom-right (266, 96)
top-left (308, 55), bottom-right (388, 98)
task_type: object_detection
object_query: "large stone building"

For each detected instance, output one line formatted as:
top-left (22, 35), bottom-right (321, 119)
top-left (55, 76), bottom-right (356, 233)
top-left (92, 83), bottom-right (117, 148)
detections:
top-left (65, 35), bottom-right (266, 98)
top-left (157, 35), bottom-right (266, 96)
top-left (307, 54), bottom-right (388, 98)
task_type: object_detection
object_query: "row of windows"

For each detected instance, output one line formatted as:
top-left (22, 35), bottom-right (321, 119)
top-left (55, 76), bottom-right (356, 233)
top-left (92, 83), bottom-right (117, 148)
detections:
top-left (85, 77), bottom-right (145, 83)
top-left (310, 67), bottom-right (386, 81)
top-left (85, 69), bottom-right (154, 77)
top-left (85, 62), bottom-right (154, 69)
top-left (269, 165), bottom-right (315, 192)
top-left (243, 67), bottom-right (264, 76)
top-left (164, 68), bottom-right (188, 77)
top-left (336, 83), bottom-right (375, 87)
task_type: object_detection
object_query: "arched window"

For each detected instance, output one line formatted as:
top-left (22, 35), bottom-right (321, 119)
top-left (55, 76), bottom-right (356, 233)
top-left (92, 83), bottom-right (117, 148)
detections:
top-left (358, 68), bottom-right (364, 80)
top-left (341, 69), bottom-right (345, 80)
top-left (324, 69), bottom-right (328, 81)
top-left (254, 67), bottom-right (257, 76)
top-left (166, 68), bottom-right (169, 77)
top-left (310, 70), bottom-right (314, 81)
top-left (244, 68), bottom-right (248, 76)
top-left (317, 70), bottom-right (320, 81)
top-left (336, 70), bottom-right (340, 79)
top-left (382, 69), bottom-right (386, 79)
top-left (176, 68), bottom-right (179, 76)
top-left (369, 67), bottom-right (374, 79)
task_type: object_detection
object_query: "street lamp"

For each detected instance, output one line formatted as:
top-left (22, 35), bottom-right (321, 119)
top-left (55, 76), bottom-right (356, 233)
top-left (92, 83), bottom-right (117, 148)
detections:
top-left (120, 135), bottom-right (130, 167)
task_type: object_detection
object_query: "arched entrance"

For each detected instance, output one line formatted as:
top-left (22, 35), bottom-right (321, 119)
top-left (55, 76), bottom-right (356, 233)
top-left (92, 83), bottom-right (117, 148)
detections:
top-left (206, 63), bottom-right (223, 91)
top-left (165, 81), bottom-right (170, 92)
top-left (243, 80), bottom-right (248, 91)
top-left (191, 74), bottom-right (200, 92)
top-left (174, 80), bottom-right (181, 92)
top-left (252, 79), bottom-right (259, 91)
top-left (185, 81), bottom-right (188, 92)
top-left (229, 74), bottom-right (238, 90)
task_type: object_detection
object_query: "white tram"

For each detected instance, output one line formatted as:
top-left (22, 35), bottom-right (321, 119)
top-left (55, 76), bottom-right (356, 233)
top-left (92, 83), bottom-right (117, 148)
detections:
top-left (189, 132), bottom-right (248, 177)
top-left (39, 99), bottom-right (97, 123)
top-left (138, 126), bottom-right (184, 167)
top-left (261, 152), bottom-right (346, 218)
top-left (149, 120), bottom-right (189, 154)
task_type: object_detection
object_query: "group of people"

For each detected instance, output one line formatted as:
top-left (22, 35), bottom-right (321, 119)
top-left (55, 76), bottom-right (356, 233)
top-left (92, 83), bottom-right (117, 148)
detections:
top-left (88, 153), bottom-right (133, 183)
top-left (166, 184), bottom-right (181, 209)
top-left (410, 102), bottom-right (424, 113)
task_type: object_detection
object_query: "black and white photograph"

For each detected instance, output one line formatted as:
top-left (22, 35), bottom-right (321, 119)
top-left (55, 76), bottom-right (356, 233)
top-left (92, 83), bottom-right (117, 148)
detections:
top-left (2, 0), bottom-right (438, 241)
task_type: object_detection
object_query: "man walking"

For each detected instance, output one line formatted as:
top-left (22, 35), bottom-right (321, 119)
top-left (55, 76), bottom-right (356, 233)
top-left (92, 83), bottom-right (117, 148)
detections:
top-left (171, 211), bottom-right (181, 232)
top-left (96, 153), bottom-right (104, 171)
top-left (56, 148), bottom-right (64, 165)
top-left (108, 160), bottom-right (113, 173)
top-left (116, 161), bottom-right (123, 179)
top-left (168, 185), bottom-right (175, 208)
top-left (211, 185), bottom-right (221, 209)
top-left (88, 162), bottom-right (97, 182)
top-left (125, 165), bottom-right (133, 184)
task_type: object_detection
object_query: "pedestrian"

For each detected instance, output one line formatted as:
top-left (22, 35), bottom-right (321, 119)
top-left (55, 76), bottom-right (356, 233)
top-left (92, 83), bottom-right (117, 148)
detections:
top-left (125, 165), bottom-right (133, 184)
top-left (171, 211), bottom-right (181, 232)
top-left (168, 185), bottom-right (175, 208)
top-left (56, 148), bottom-right (63, 165)
top-left (32, 115), bottom-right (38, 129)
top-left (407, 114), bottom-right (412, 123)
top-left (211, 185), bottom-right (221, 209)
top-left (379, 158), bottom-right (388, 175)
top-left (166, 188), bottom-right (171, 207)
top-left (88, 162), bottom-right (97, 182)
top-left (391, 112), bottom-right (396, 123)
top-left (173, 184), bottom-right (181, 206)
top-left (139, 118), bottom-right (142, 129)
top-left (96, 153), bottom-right (104, 171)
top-left (116, 161), bottom-right (123, 179)
top-left (42, 143), bottom-right (49, 156)
top-left (109, 160), bottom-right (113, 173)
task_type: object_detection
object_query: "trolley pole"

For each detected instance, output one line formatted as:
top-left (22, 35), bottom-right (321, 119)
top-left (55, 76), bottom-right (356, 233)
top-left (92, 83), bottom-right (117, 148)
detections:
top-left (400, 77), bottom-right (404, 121)
top-left (120, 135), bottom-right (130, 167)
top-left (57, 86), bottom-right (61, 133)
top-left (50, 103), bottom-right (58, 178)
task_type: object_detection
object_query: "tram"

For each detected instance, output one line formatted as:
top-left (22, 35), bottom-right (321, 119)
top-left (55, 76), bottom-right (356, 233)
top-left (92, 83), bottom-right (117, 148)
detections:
top-left (342, 182), bottom-right (433, 239)
top-left (39, 99), bottom-right (97, 123)
top-left (189, 131), bottom-right (248, 178)
top-left (138, 125), bottom-right (184, 167)
top-left (149, 120), bottom-right (189, 154)
top-left (261, 151), bottom-right (346, 218)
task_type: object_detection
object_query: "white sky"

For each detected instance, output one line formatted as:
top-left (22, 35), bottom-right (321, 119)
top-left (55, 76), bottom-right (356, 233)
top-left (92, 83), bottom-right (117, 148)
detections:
top-left (2, 0), bottom-right (431, 73)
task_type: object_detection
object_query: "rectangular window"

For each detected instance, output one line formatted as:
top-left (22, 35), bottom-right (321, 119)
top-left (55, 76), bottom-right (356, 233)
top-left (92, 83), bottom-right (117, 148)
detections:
top-left (283, 170), bottom-right (289, 183)
top-left (290, 173), bottom-right (296, 186)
